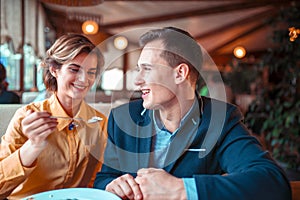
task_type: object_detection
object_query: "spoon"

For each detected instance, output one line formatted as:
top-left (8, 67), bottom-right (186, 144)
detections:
top-left (50, 116), bottom-right (103, 123)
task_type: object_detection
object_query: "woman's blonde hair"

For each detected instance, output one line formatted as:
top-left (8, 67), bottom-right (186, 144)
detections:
top-left (42, 33), bottom-right (104, 92)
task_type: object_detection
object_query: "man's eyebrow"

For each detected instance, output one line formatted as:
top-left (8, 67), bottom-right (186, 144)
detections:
top-left (138, 63), bottom-right (153, 67)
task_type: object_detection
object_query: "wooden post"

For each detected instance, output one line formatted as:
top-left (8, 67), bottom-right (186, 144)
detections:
top-left (19, 0), bottom-right (25, 92)
top-left (122, 52), bottom-right (128, 94)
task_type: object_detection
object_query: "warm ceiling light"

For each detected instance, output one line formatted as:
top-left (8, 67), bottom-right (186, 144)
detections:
top-left (233, 46), bottom-right (246, 59)
top-left (114, 36), bottom-right (128, 50)
top-left (82, 20), bottom-right (98, 35)
top-left (289, 27), bottom-right (300, 42)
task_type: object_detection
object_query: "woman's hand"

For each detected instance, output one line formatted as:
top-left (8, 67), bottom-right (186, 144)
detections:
top-left (22, 110), bottom-right (58, 146)
top-left (19, 110), bottom-right (58, 167)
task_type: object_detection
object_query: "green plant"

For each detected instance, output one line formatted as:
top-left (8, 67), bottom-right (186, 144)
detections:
top-left (245, 4), bottom-right (300, 169)
top-left (226, 61), bottom-right (260, 94)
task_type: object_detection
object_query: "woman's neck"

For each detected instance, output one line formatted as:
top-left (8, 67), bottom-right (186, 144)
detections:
top-left (56, 94), bottom-right (82, 117)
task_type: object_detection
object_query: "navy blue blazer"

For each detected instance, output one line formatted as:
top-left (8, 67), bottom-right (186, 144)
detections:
top-left (94, 96), bottom-right (291, 200)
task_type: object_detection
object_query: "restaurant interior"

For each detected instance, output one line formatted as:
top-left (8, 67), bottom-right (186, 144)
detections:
top-left (0, 0), bottom-right (300, 198)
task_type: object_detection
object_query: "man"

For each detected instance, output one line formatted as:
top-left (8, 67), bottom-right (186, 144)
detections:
top-left (94, 27), bottom-right (291, 200)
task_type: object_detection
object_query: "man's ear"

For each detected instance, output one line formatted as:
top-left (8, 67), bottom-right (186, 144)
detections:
top-left (175, 63), bottom-right (189, 84)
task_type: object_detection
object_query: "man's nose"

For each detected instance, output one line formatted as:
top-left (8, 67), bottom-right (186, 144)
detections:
top-left (134, 71), bottom-right (145, 86)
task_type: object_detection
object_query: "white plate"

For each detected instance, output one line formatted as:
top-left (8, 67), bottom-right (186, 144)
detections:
top-left (22, 188), bottom-right (121, 200)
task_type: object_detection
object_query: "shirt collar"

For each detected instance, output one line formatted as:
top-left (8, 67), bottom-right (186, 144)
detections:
top-left (153, 97), bottom-right (201, 133)
top-left (48, 94), bottom-right (95, 131)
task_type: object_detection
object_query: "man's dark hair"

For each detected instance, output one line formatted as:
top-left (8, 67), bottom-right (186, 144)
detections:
top-left (139, 27), bottom-right (203, 82)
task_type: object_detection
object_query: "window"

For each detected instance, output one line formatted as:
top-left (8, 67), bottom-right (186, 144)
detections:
top-left (0, 43), bottom-right (38, 91)
top-left (0, 42), bottom-right (21, 90)
top-left (24, 44), bottom-right (37, 91)
top-left (101, 68), bottom-right (123, 91)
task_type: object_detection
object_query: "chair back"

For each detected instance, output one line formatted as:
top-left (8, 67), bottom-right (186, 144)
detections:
top-left (291, 181), bottom-right (300, 200)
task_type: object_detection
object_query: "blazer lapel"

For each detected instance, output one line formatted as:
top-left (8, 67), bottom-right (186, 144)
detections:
top-left (136, 109), bottom-right (153, 169)
top-left (165, 101), bottom-right (202, 172)
top-left (164, 117), bottom-right (201, 172)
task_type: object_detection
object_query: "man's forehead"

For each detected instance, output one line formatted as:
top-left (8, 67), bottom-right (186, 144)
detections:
top-left (139, 41), bottom-right (165, 62)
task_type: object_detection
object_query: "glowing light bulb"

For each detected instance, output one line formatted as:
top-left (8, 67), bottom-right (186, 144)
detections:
top-left (114, 36), bottom-right (128, 50)
top-left (233, 46), bottom-right (246, 59)
top-left (82, 20), bottom-right (98, 35)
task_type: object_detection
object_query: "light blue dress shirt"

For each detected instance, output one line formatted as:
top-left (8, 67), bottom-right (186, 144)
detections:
top-left (152, 99), bottom-right (199, 200)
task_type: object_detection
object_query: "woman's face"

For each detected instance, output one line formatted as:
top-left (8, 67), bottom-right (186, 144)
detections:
top-left (51, 52), bottom-right (98, 103)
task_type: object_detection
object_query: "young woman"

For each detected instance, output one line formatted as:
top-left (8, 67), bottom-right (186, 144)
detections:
top-left (0, 33), bottom-right (107, 199)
